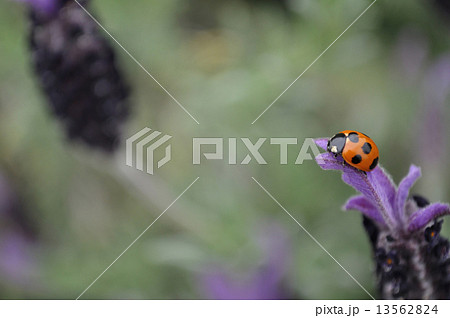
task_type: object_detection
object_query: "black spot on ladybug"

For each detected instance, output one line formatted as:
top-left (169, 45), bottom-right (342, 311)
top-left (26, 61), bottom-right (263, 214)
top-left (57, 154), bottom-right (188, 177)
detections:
top-left (348, 132), bottom-right (359, 143)
top-left (362, 142), bottom-right (372, 154)
top-left (352, 154), bottom-right (362, 164)
top-left (369, 157), bottom-right (379, 170)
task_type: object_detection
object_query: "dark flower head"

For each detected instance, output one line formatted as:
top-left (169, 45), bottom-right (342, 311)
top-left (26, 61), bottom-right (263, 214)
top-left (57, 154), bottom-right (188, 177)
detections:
top-left (314, 138), bottom-right (450, 234)
top-left (23, 0), bottom-right (130, 151)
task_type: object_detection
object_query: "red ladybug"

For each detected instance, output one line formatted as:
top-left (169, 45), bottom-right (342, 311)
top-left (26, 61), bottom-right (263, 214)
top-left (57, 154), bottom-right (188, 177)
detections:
top-left (327, 130), bottom-right (379, 172)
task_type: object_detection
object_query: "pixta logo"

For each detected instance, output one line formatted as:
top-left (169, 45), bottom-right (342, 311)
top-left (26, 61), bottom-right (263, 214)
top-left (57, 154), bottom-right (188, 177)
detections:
top-left (126, 127), bottom-right (172, 175)
top-left (126, 128), bottom-right (323, 175)
top-left (193, 137), bottom-right (322, 165)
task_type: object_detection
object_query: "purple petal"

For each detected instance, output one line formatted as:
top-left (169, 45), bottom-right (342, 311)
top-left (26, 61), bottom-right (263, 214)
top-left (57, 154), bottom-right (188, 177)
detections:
top-left (314, 138), bottom-right (398, 229)
top-left (315, 152), bottom-right (346, 170)
top-left (315, 151), bottom-right (396, 229)
top-left (395, 165), bottom-right (421, 225)
top-left (342, 168), bottom-right (395, 229)
top-left (344, 195), bottom-right (385, 225)
top-left (408, 203), bottom-right (450, 231)
top-left (368, 166), bottom-right (396, 206)
top-left (366, 166), bottom-right (397, 222)
top-left (314, 138), bottom-right (328, 151)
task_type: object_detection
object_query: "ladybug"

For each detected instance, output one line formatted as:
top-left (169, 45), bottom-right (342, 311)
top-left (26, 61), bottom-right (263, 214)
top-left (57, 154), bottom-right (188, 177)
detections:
top-left (327, 130), bottom-right (379, 172)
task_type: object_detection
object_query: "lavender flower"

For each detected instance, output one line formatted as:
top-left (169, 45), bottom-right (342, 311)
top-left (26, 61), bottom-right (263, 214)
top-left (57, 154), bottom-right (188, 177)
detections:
top-left (420, 55), bottom-right (450, 162)
top-left (20, 0), bottom-right (130, 151)
top-left (315, 138), bottom-right (450, 299)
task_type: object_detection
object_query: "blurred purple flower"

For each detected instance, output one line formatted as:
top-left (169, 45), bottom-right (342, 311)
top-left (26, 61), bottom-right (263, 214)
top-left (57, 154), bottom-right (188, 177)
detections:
top-left (0, 231), bottom-right (37, 285)
top-left (419, 55), bottom-right (450, 164)
top-left (0, 172), bottom-right (38, 240)
top-left (412, 54), bottom-right (450, 202)
top-left (15, 0), bottom-right (59, 14)
top-left (314, 138), bottom-right (450, 233)
top-left (393, 28), bottom-right (428, 84)
top-left (200, 223), bottom-right (294, 300)
top-left (0, 172), bottom-right (39, 289)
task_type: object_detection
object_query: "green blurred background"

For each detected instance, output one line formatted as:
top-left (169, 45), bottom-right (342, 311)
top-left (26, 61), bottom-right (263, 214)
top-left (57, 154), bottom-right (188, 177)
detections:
top-left (0, 0), bottom-right (450, 299)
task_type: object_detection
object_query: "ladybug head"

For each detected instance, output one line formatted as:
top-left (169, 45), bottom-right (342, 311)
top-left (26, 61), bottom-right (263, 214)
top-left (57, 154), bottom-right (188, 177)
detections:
top-left (327, 133), bottom-right (346, 155)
